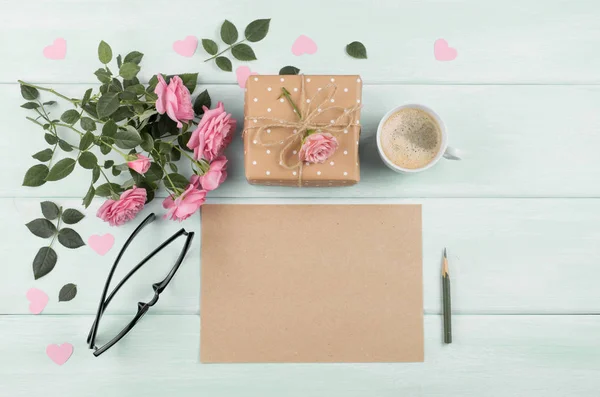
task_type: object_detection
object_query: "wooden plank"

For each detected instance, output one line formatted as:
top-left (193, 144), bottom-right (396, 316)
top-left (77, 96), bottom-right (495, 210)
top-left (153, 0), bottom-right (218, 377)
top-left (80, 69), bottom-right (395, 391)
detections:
top-left (5, 197), bottom-right (600, 315)
top-left (2, 0), bottom-right (599, 84)
top-left (5, 84), bottom-right (600, 198)
top-left (0, 314), bottom-right (598, 397)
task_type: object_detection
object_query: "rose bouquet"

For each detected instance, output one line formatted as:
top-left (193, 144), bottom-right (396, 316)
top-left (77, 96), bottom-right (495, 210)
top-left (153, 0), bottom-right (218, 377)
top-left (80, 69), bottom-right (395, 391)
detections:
top-left (19, 41), bottom-right (236, 225)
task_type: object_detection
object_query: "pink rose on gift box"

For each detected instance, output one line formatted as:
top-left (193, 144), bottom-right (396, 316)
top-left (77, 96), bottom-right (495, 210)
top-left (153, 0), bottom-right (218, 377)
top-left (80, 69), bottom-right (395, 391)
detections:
top-left (162, 182), bottom-right (207, 222)
top-left (298, 132), bottom-right (339, 164)
top-left (154, 74), bottom-right (194, 128)
top-left (127, 154), bottom-right (151, 175)
top-left (195, 156), bottom-right (228, 191)
top-left (97, 186), bottom-right (147, 226)
top-left (187, 102), bottom-right (236, 161)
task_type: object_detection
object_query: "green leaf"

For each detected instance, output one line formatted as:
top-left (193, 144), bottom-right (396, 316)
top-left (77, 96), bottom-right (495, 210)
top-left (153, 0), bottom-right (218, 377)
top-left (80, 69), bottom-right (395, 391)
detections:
top-left (124, 51), bottom-right (144, 65)
top-left (95, 182), bottom-right (122, 197)
top-left (44, 133), bottom-right (58, 145)
top-left (115, 126), bottom-right (142, 149)
top-left (116, 54), bottom-right (122, 68)
top-left (109, 78), bottom-right (123, 93)
top-left (140, 132), bottom-right (154, 152)
top-left (32, 247), bottom-right (57, 280)
top-left (119, 90), bottom-right (137, 101)
top-left (110, 106), bottom-right (134, 122)
top-left (112, 167), bottom-right (122, 176)
top-left (165, 173), bottom-right (189, 190)
top-left (158, 141), bottom-right (171, 154)
top-left (346, 41), bottom-right (368, 59)
top-left (82, 185), bottom-right (95, 208)
top-left (80, 117), bottom-right (96, 132)
top-left (220, 20), bottom-right (239, 44)
top-left (215, 56), bottom-right (232, 72)
top-left (46, 158), bottom-right (76, 181)
top-left (26, 218), bottom-right (57, 238)
top-left (231, 43), bottom-right (256, 61)
top-left (43, 101), bottom-right (57, 106)
top-left (244, 19), bottom-right (271, 42)
top-left (121, 178), bottom-right (135, 190)
top-left (98, 40), bottom-right (113, 64)
top-left (61, 208), bottom-right (85, 224)
top-left (103, 160), bottom-right (114, 169)
top-left (23, 164), bottom-right (49, 187)
top-left (193, 89), bottom-right (211, 115)
top-left (81, 88), bottom-right (93, 107)
top-left (100, 143), bottom-right (111, 155)
top-left (144, 162), bottom-right (163, 183)
top-left (92, 165), bottom-right (101, 183)
top-left (20, 85), bottom-right (39, 100)
top-left (21, 102), bottom-right (40, 109)
top-left (60, 109), bottom-right (80, 124)
top-left (100, 121), bottom-right (116, 139)
top-left (58, 139), bottom-right (74, 152)
top-left (79, 131), bottom-right (94, 151)
top-left (125, 83), bottom-right (146, 95)
top-left (94, 68), bottom-right (112, 84)
top-left (279, 66), bottom-right (300, 75)
top-left (32, 148), bottom-right (53, 162)
top-left (96, 92), bottom-right (120, 119)
top-left (58, 283), bottom-right (77, 302)
top-left (58, 228), bottom-right (85, 249)
top-left (169, 163), bottom-right (178, 173)
top-left (83, 102), bottom-right (99, 119)
top-left (41, 201), bottom-right (60, 220)
top-left (170, 148), bottom-right (181, 161)
top-left (202, 39), bottom-right (219, 55)
top-left (119, 62), bottom-right (141, 80)
top-left (78, 151), bottom-right (97, 169)
top-left (177, 130), bottom-right (193, 151)
top-left (179, 73), bottom-right (198, 94)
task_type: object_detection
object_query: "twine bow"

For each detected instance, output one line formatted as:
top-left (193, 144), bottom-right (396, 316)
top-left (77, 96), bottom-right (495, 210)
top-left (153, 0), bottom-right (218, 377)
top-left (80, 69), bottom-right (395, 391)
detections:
top-left (243, 75), bottom-right (361, 186)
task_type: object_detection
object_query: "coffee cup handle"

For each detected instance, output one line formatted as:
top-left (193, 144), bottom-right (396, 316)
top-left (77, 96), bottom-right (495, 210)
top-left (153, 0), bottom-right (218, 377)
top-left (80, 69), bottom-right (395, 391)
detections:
top-left (443, 146), bottom-right (461, 160)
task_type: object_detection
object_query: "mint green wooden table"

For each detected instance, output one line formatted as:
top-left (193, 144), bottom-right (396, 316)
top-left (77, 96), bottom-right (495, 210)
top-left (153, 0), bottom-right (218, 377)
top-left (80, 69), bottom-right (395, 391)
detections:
top-left (1, 1), bottom-right (599, 395)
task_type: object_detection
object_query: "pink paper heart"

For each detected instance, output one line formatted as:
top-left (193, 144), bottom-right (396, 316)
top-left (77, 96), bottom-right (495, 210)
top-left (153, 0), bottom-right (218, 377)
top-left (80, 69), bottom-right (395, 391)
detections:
top-left (291, 35), bottom-right (318, 56)
top-left (26, 288), bottom-right (48, 315)
top-left (88, 233), bottom-right (115, 256)
top-left (173, 36), bottom-right (198, 57)
top-left (46, 343), bottom-right (73, 365)
top-left (43, 38), bottom-right (67, 60)
top-left (434, 39), bottom-right (457, 61)
top-left (236, 66), bottom-right (258, 89)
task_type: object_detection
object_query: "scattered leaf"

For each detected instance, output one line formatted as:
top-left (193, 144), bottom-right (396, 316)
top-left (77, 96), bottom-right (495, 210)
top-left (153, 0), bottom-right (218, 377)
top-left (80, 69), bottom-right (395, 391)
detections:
top-left (32, 149), bottom-right (53, 162)
top-left (244, 19), bottom-right (271, 42)
top-left (33, 247), bottom-right (57, 280)
top-left (23, 164), bottom-right (49, 187)
top-left (58, 283), bottom-right (78, 302)
top-left (26, 218), bottom-right (57, 238)
top-left (40, 201), bottom-right (60, 220)
top-left (115, 126), bottom-right (142, 149)
top-left (215, 56), bottom-right (232, 72)
top-left (21, 102), bottom-right (40, 109)
top-left (57, 228), bottom-right (85, 249)
top-left (202, 39), bottom-right (218, 55)
top-left (279, 66), bottom-right (300, 75)
top-left (78, 151), bottom-right (98, 170)
top-left (95, 183), bottom-right (122, 197)
top-left (79, 131), bottom-right (95, 151)
top-left (20, 85), bottom-right (39, 100)
top-left (60, 109), bottom-right (80, 125)
top-left (346, 41), bottom-right (368, 59)
top-left (46, 158), bottom-right (76, 181)
top-left (58, 139), bottom-right (74, 152)
top-left (82, 185), bottom-right (95, 208)
top-left (81, 88), bottom-right (93, 107)
top-left (231, 43), bottom-right (256, 61)
top-left (61, 209), bottom-right (85, 224)
top-left (96, 92), bottom-right (120, 119)
top-left (220, 20), bottom-right (239, 44)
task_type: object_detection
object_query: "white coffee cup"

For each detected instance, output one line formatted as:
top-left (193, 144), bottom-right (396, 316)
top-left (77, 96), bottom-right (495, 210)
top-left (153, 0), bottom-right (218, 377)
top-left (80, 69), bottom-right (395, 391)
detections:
top-left (376, 104), bottom-right (461, 173)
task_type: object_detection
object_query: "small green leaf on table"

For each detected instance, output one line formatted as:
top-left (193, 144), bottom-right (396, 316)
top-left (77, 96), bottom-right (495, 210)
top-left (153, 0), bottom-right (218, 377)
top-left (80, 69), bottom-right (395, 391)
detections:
top-left (21, 102), bottom-right (40, 109)
top-left (221, 20), bottom-right (239, 44)
top-left (20, 85), bottom-right (39, 100)
top-left (46, 158), bottom-right (76, 181)
top-left (62, 208), bottom-right (85, 224)
top-left (33, 246), bottom-right (57, 280)
top-left (32, 149), bottom-right (53, 162)
top-left (193, 89), bottom-right (211, 115)
top-left (41, 201), bottom-right (60, 220)
top-left (279, 66), bottom-right (300, 75)
top-left (60, 109), bottom-right (80, 124)
top-left (346, 41), bottom-right (368, 59)
top-left (202, 39), bottom-right (219, 55)
top-left (244, 19), bottom-right (271, 42)
top-left (231, 44), bottom-right (256, 61)
top-left (23, 164), bottom-right (49, 187)
top-left (78, 151), bottom-right (98, 169)
top-left (58, 283), bottom-right (78, 302)
top-left (26, 218), bottom-right (57, 238)
top-left (79, 131), bottom-right (95, 150)
top-left (58, 228), bottom-right (85, 249)
top-left (215, 56), bottom-right (232, 72)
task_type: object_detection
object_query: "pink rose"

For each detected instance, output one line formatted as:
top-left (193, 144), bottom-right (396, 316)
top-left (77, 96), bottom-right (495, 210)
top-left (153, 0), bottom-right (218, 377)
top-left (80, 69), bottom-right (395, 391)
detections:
top-left (187, 101), bottom-right (236, 161)
top-left (127, 154), bottom-right (151, 175)
top-left (298, 133), bottom-right (339, 164)
top-left (162, 183), bottom-right (207, 222)
top-left (197, 156), bottom-right (228, 191)
top-left (154, 74), bottom-right (194, 128)
top-left (96, 186), bottom-right (147, 226)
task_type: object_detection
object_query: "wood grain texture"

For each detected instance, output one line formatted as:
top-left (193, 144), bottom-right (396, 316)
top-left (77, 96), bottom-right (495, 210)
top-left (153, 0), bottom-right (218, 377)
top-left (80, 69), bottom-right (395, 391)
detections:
top-left (5, 84), bottom-right (600, 198)
top-left (0, 315), bottom-right (598, 397)
top-left (1, 0), bottom-right (599, 84)
top-left (4, 197), bottom-right (600, 315)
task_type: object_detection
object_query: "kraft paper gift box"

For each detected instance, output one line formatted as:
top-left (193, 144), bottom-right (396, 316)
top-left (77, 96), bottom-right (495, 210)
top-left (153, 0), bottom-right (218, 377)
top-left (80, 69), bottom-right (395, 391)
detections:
top-left (243, 75), bottom-right (363, 187)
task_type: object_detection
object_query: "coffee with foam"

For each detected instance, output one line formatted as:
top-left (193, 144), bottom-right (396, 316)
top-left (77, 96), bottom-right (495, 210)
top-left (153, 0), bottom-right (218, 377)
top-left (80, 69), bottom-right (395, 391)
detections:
top-left (379, 108), bottom-right (442, 170)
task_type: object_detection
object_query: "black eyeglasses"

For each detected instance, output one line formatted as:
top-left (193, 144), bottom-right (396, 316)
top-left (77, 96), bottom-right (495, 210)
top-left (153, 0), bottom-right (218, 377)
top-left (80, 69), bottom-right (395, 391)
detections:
top-left (87, 213), bottom-right (194, 357)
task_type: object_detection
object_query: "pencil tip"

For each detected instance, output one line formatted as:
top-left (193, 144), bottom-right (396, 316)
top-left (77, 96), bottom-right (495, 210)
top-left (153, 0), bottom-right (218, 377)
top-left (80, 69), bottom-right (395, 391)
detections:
top-left (444, 247), bottom-right (447, 258)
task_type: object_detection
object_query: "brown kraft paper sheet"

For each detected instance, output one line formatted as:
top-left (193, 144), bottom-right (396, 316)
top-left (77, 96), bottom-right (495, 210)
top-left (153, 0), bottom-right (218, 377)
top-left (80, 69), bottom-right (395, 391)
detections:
top-left (243, 75), bottom-right (362, 187)
top-left (200, 204), bottom-right (424, 363)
